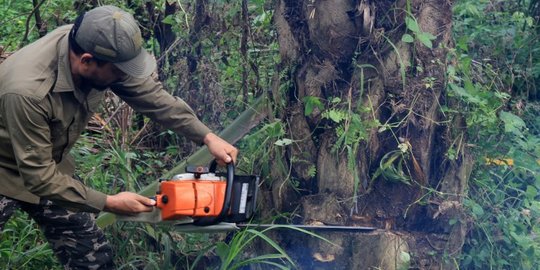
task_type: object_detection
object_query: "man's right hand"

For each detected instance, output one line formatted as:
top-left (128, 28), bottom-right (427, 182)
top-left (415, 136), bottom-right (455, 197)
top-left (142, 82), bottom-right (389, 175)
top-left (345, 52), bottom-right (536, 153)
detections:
top-left (103, 192), bottom-right (156, 215)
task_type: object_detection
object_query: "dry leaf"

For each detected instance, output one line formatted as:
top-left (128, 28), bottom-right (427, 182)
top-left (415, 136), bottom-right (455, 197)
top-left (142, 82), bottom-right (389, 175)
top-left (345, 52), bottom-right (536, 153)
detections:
top-left (306, 220), bottom-right (325, 226)
top-left (313, 252), bottom-right (335, 262)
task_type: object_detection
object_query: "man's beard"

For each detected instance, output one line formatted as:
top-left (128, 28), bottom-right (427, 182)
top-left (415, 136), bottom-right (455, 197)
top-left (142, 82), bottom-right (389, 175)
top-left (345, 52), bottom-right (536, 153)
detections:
top-left (80, 76), bottom-right (110, 92)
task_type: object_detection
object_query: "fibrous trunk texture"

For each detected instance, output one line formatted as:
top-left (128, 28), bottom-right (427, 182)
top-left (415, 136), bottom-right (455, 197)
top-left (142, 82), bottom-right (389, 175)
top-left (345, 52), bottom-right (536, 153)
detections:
top-left (270, 0), bottom-right (470, 268)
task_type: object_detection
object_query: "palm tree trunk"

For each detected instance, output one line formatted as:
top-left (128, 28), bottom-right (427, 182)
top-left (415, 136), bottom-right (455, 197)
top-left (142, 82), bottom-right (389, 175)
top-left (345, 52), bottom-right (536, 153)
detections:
top-left (271, 0), bottom-right (469, 268)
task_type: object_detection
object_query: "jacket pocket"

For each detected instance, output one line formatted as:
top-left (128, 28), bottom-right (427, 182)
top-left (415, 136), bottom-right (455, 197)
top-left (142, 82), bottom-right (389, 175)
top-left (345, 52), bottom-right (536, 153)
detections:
top-left (50, 119), bottom-right (68, 162)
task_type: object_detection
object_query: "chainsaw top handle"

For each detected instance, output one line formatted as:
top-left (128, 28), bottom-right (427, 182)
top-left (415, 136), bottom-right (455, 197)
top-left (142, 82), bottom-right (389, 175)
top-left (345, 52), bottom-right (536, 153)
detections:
top-left (192, 160), bottom-right (234, 226)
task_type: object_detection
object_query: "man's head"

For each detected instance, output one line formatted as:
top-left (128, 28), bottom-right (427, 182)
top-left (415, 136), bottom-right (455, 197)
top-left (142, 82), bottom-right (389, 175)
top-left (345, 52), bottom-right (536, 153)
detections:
top-left (68, 5), bottom-right (156, 89)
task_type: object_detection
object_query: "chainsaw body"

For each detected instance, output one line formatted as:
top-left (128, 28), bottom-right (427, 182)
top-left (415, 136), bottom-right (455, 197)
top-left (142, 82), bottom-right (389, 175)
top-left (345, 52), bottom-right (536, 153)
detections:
top-left (118, 162), bottom-right (258, 229)
top-left (156, 173), bottom-right (227, 220)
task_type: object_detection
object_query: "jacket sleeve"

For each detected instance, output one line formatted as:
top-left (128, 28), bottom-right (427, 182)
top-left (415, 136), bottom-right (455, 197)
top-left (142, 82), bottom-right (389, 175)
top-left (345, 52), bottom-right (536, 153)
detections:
top-left (111, 76), bottom-right (212, 144)
top-left (0, 93), bottom-right (107, 212)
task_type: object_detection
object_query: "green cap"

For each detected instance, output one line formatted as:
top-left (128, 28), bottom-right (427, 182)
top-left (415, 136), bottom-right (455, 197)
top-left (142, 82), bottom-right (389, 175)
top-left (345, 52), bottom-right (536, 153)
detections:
top-left (74, 5), bottom-right (156, 78)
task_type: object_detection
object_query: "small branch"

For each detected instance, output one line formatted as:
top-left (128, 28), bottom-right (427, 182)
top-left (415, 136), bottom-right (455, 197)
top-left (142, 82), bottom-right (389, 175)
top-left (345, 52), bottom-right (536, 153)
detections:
top-left (33, 0), bottom-right (46, 37)
top-left (241, 0), bottom-right (249, 105)
top-left (20, 0), bottom-right (47, 48)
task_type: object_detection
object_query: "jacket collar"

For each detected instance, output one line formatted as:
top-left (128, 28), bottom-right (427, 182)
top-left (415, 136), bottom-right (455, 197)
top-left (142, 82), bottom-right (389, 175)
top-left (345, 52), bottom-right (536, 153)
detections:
top-left (52, 26), bottom-right (88, 103)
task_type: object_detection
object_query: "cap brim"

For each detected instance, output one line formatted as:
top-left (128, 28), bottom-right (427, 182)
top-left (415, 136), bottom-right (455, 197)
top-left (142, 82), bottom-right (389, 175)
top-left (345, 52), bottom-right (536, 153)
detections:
top-left (113, 49), bottom-right (156, 79)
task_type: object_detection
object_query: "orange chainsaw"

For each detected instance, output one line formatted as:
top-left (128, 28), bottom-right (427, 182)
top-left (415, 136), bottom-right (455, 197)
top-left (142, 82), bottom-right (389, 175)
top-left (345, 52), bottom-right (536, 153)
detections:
top-left (118, 161), bottom-right (377, 233)
top-left (117, 161), bottom-right (259, 232)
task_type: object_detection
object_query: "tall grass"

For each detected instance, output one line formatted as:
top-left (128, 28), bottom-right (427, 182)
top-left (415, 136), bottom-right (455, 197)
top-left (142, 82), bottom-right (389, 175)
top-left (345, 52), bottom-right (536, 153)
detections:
top-left (0, 211), bottom-right (61, 269)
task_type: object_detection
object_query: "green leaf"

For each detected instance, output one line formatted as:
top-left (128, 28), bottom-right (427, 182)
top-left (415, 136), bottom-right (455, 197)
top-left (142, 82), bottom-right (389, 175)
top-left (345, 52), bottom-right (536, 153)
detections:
top-left (323, 109), bottom-right (346, 123)
top-left (399, 251), bottom-right (411, 269)
top-left (449, 83), bottom-right (483, 104)
top-left (499, 111), bottom-right (527, 136)
top-left (471, 203), bottom-right (484, 217)
top-left (215, 242), bottom-right (229, 260)
top-left (417, 33), bottom-right (434, 48)
top-left (422, 31), bottom-right (437, 40)
top-left (510, 231), bottom-right (532, 249)
top-left (307, 165), bottom-right (317, 177)
top-left (328, 110), bottom-right (341, 122)
top-left (525, 185), bottom-right (537, 200)
top-left (405, 16), bottom-right (420, 33)
top-left (303, 96), bottom-right (324, 116)
top-left (266, 121), bottom-right (285, 137)
top-left (331, 97), bottom-right (342, 103)
top-left (274, 138), bottom-right (293, 146)
top-left (161, 15), bottom-right (175, 25)
top-left (401, 34), bottom-right (414, 43)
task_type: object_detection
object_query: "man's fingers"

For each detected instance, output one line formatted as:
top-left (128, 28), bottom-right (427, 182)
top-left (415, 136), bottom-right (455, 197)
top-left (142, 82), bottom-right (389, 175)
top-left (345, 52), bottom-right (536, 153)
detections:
top-left (225, 147), bottom-right (238, 164)
top-left (138, 195), bottom-right (156, 206)
top-left (105, 192), bottom-right (157, 214)
top-left (203, 132), bottom-right (238, 164)
top-left (230, 148), bottom-right (238, 163)
top-left (136, 195), bottom-right (156, 212)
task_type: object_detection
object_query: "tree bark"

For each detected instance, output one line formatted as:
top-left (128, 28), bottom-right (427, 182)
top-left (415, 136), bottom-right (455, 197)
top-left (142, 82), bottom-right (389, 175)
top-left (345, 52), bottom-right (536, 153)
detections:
top-left (272, 0), bottom-right (469, 268)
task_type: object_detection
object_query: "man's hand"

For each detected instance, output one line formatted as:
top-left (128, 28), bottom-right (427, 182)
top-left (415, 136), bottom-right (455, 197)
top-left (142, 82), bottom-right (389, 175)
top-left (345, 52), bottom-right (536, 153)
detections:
top-left (203, 132), bottom-right (238, 165)
top-left (103, 192), bottom-right (156, 215)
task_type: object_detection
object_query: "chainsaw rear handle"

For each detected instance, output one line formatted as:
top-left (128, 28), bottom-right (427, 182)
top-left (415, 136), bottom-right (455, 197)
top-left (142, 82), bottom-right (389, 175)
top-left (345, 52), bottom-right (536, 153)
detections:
top-left (191, 160), bottom-right (234, 226)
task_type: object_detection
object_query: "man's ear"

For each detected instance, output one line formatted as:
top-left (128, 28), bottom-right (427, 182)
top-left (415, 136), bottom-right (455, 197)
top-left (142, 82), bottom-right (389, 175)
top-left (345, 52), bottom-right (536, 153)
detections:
top-left (80, 53), bottom-right (95, 65)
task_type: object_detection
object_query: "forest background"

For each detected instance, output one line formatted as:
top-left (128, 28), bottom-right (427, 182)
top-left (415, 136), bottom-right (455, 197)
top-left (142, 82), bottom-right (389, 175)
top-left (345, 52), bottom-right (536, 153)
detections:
top-left (0, 0), bottom-right (539, 269)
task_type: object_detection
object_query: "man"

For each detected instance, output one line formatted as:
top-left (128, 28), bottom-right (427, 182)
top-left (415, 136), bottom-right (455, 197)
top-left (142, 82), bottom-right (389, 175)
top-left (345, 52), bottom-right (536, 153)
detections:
top-left (0, 5), bottom-right (237, 269)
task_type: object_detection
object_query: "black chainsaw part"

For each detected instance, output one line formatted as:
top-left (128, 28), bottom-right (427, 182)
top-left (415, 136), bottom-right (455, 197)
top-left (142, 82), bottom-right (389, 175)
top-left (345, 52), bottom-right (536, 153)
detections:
top-left (180, 161), bottom-right (259, 227)
top-left (226, 174), bottom-right (259, 223)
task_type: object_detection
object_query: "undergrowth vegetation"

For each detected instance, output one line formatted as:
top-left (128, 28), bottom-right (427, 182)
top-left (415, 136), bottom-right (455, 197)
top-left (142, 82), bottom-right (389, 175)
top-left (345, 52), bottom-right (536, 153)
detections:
top-left (452, 0), bottom-right (540, 269)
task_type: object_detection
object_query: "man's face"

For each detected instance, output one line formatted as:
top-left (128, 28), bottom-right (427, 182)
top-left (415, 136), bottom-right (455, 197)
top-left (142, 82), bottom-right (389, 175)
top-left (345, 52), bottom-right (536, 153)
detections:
top-left (80, 60), bottom-right (127, 91)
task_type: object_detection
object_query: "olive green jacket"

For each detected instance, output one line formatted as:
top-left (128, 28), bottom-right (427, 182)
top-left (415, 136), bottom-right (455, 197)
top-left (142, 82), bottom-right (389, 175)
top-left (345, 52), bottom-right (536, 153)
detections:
top-left (0, 25), bottom-right (211, 212)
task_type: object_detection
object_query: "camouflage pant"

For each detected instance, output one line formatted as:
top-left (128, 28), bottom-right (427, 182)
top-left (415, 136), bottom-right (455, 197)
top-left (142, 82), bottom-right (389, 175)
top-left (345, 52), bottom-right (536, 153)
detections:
top-left (0, 195), bottom-right (114, 269)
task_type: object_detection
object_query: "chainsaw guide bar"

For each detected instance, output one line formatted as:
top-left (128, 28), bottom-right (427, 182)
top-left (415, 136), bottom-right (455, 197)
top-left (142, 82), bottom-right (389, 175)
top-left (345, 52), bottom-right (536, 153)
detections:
top-left (236, 224), bottom-right (377, 232)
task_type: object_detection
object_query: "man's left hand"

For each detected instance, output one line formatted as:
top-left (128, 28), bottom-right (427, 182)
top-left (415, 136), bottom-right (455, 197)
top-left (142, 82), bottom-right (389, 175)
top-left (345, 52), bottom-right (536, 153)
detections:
top-left (203, 132), bottom-right (238, 165)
